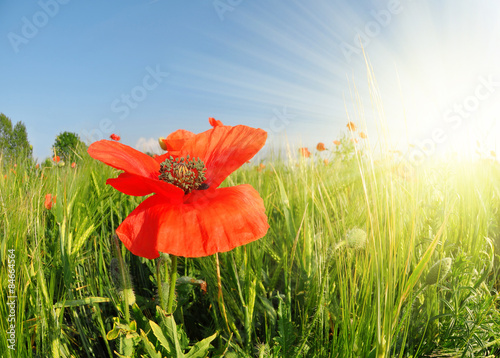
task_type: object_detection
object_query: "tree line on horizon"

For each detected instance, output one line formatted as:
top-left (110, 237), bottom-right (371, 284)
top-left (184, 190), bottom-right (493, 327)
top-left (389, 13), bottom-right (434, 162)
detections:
top-left (0, 113), bottom-right (85, 165)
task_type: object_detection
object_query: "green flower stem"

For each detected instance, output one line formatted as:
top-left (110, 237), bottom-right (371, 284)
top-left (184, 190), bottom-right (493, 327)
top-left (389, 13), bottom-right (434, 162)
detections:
top-left (114, 235), bottom-right (130, 322)
top-left (167, 255), bottom-right (178, 314)
top-left (157, 259), bottom-right (167, 310)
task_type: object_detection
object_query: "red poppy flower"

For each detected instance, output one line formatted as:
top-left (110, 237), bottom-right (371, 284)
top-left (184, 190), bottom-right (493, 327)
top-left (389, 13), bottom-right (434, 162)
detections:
top-left (299, 147), bottom-right (311, 158)
top-left (44, 194), bottom-right (56, 210)
top-left (359, 132), bottom-right (367, 139)
top-left (71, 162), bottom-right (76, 168)
top-left (88, 119), bottom-right (269, 259)
top-left (347, 122), bottom-right (357, 131)
top-left (316, 142), bottom-right (326, 151)
top-left (53, 155), bottom-right (60, 163)
top-left (333, 140), bottom-right (341, 146)
top-left (110, 134), bottom-right (121, 141)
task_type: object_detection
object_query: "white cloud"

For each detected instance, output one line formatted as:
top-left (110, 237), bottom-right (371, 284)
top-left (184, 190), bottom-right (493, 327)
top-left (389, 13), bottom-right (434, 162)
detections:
top-left (135, 137), bottom-right (161, 154)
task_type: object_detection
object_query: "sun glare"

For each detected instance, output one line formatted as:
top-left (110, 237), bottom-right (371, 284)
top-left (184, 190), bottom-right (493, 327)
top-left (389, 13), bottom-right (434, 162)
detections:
top-left (352, 1), bottom-right (500, 164)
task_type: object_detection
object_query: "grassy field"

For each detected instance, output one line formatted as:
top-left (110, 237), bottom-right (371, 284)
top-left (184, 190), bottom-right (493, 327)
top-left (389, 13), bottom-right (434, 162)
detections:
top-left (1, 133), bottom-right (500, 357)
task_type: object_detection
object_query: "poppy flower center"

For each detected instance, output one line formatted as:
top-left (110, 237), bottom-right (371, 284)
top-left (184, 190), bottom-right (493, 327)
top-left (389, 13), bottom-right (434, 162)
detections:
top-left (159, 155), bottom-right (207, 193)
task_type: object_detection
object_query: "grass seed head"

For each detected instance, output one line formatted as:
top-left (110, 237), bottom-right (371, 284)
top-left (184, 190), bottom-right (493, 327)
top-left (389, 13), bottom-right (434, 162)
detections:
top-left (345, 228), bottom-right (367, 250)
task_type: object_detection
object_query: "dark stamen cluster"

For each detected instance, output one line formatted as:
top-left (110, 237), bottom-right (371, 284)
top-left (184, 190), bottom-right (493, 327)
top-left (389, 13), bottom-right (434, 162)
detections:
top-left (159, 155), bottom-right (207, 193)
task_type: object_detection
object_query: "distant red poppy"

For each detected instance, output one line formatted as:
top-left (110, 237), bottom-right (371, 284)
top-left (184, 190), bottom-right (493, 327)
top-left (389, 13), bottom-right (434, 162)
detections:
top-left (53, 155), bottom-right (60, 163)
top-left (347, 122), bottom-right (357, 131)
top-left (35, 164), bottom-right (40, 169)
top-left (359, 132), bottom-right (367, 139)
top-left (110, 134), bottom-right (121, 141)
top-left (71, 162), bottom-right (76, 168)
top-left (333, 140), bottom-right (341, 146)
top-left (316, 142), bottom-right (326, 151)
top-left (44, 194), bottom-right (56, 210)
top-left (299, 147), bottom-right (311, 158)
top-left (257, 163), bottom-right (266, 172)
top-left (88, 119), bottom-right (269, 259)
top-left (324, 159), bottom-right (329, 165)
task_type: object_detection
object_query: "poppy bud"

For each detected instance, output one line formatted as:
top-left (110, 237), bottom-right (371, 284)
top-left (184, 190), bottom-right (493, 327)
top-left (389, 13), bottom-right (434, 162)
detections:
top-left (425, 258), bottom-right (452, 286)
top-left (110, 258), bottom-right (136, 305)
top-left (158, 137), bottom-right (168, 151)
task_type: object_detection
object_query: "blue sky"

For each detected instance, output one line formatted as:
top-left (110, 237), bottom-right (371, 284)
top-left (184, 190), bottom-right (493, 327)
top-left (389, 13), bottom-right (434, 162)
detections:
top-left (1, 0), bottom-right (500, 162)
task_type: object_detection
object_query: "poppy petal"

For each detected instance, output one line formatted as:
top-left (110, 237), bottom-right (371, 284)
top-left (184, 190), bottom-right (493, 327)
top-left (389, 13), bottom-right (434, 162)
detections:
top-left (162, 129), bottom-right (195, 152)
top-left (107, 172), bottom-right (184, 199)
top-left (116, 184), bottom-right (269, 258)
top-left (209, 117), bottom-right (224, 127)
top-left (88, 140), bottom-right (159, 179)
top-left (154, 152), bottom-right (171, 164)
top-left (180, 125), bottom-right (267, 188)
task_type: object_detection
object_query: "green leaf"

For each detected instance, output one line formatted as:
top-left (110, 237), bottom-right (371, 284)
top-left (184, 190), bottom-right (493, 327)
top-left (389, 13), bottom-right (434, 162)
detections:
top-left (106, 325), bottom-right (121, 341)
top-left (274, 297), bottom-right (296, 357)
top-left (131, 303), bottom-right (149, 332)
top-left (185, 333), bottom-right (217, 358)
top-left (54, 296), bottom-right (110, 308)
top-left (150, 315), bottom-right (187, 358)
top-left (119, 333), bottom-right (138, 357)
top-left (140, 329), bottom-right (163, 358)
top-left (150, 320), bottom-right (174, 356)
top-left (395, 216), bottom-right (448, 320)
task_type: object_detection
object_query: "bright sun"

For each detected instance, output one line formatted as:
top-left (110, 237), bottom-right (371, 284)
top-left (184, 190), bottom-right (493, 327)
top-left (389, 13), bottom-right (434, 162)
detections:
top-left (354, 1), bottom-right (500, 164)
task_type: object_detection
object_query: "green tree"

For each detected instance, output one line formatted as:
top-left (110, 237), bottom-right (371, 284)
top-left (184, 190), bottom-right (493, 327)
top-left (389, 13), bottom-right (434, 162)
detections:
top-left (53, 131), bottom-right (86, 162)
top-left (0, 114), bottom-right (13, 149)
top-left (0, 113), bottom-right (32, 161)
